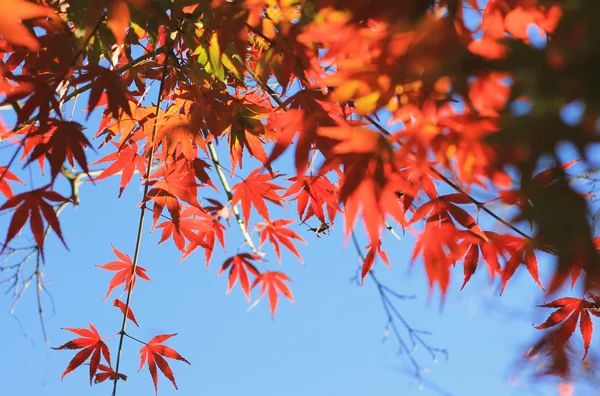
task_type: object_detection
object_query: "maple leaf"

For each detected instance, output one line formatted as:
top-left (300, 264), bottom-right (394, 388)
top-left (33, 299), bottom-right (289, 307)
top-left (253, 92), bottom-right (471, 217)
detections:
top-left (75, 65), bottom-right (133, 120)
top-left (257, 219), bottom-right (307, 263)
top-left (94, 364), bottom-right (127, 384)
top-left (139, 334), bottom-right (190, 394)
top-left (227, 99), bottom-right (272, 172)
top-left (107, 0), bottom-right (131, 46)
top-left (0, 185), bottom-right (69, 257)
top-left (145, 155), bottom-right (202, 230)
top-left (156, 207), bottom-right (212, 253)
top-left (536, 297), bottom-right (594, 359)
top-left (218, 253), bottom-right (261, 301)
top-left (176, 208), bottom-right (226, 267)
top-left (0, 166), bottom-right (23, 198)
top-left (26, 120), bottom-right (93, 180)
top-left (411, 223), bottom-right (461, 302)
top-left (91, 142), bottom-right (147, 197)
top-left (410, 193), bottom-right (488, 241)
top-left (283, 175), bottom-right (340, 225)
top-left (267, 91), bottom-right (339, 175)
top-left (450, 231), bottom-right (502, 290)
top-left (154, 104), bottom-right (207, 162)
top-left (361, 240), bottom-right (391, 285)
top-left (113, 299), bottom-right (139, 327)
top-left (0, 0), bottom-right (59, 51)
top-left (252, 271), bottom-right (295, 317)
top-left (52, 323), bottom-right (111, 384)
top-left (230, 168), bottom-right (284, 226)
top-left (96, 245), bottom-right (151, 301)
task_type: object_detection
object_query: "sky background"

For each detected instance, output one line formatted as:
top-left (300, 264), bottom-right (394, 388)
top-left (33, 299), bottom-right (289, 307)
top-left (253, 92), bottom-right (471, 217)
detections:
top-left (2, 1), bottom-right (600, 396)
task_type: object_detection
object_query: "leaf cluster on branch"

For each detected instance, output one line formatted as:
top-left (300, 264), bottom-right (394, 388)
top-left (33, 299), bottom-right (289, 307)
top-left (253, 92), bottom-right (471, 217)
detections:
top-left (1, 0), bottom-right (600, 394)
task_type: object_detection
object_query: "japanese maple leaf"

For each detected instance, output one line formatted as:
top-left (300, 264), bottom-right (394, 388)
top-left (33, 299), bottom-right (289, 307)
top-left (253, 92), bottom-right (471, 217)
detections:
top-left (218, 253), bottom-right (261, 301)
top-left (283, 175), bottom-right (340, 225)
top-left (0, 166), bottom-right (23, 198)
top-left (26, 120), bottom-right (93, 180)
top-left (411, 223), bottom-right (461, 302)
top-left (145, 155), bottom-right (202, 230)
top-left (231, 168), bottom-right (284, 226)
top-left (361, 240), bottom-right (390, 285)
top-left (449, 231), bottom-right (502, 290)
top-left (92, 142), bottom-right (147, 197)
top-left (251, 271), bottom-right (295, 317)
top-left (536, 297), bottom-right (594, 359)
top-left (227, 99), bottom-right (272, 172)
top-left (113, 299), bottom-right (139, 327)
top-left (267, 88), bottom-right (339, 176)
top-left (52, 323), bottom-right (111, 384)
top-left (156, 207), bottom-right (212, 253)
top-left (75, 65), bottom-right (133, 120)
top-left (139, 334), bottom-right (190, 394)
top-left (94, 364), bottom-right (127, 384)
top-left (410, 193), bottom-right (488, 241)
top-left (500, 242), bottom-right (545, 294)
top-left (178, 209), bottom-right (226, 267)
top-left (0, 185), bottom-right (69, 258)
top-left (257, 219), bottom-right (307, 263)
top-left (154, 105), bottom-right (207, 161)
top-left (96, 245), bottom-right (151, 301)
top-left (106, 0), bottom-right (132, 46)
top-left (317, 123), bottom-right (415, 244)
top-left (0, 0), bottom-right (59, 51)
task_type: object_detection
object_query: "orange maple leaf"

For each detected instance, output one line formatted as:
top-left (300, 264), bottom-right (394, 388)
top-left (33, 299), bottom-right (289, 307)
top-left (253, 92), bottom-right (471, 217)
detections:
top-left (0, 0), bottom-right (59, 51)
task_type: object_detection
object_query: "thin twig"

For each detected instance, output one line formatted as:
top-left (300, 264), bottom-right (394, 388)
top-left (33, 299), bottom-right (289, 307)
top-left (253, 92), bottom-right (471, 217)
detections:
top-left (111, 34), bottom-right (174, 396)
top-left (351, 232), bottom-right (447, 381)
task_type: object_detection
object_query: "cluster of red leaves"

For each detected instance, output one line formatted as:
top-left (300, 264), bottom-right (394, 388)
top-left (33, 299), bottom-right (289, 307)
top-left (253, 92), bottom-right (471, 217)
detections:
top-left (2, 0), bottom-right (600, 394)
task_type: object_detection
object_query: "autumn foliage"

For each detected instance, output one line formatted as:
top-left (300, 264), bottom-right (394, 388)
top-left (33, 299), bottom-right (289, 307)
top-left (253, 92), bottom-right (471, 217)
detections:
top-left (2, 0), bottom-right (600, 394)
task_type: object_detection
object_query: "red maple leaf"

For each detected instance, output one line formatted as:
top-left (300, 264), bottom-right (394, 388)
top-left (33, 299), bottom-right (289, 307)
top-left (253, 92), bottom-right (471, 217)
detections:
top-left (75, 65), bottom-right (133, 120)
top-left (257, 219), bottom-right (306, 263)
top-left (0, 185), bottom-right (69, 257)
top-left (52, 323), bottom-right (111, 384)
top-left (230, 167), bottom-right (284, 225)
top-left (139, 334), bottom-right (190, 394)
top-left (283, 174), bottom-right (340, 225)
top-left (251, 271), bottom-right (295, 317)
top-left (26, 120), bottom-right (93, 180)
top-left (145, 154), bottom-right (202, 230)
top-left (94, 364), bottom-right (127, 384)
top-left (0, 166), bottom-right (23, 198)
top-left (113, 299), bottom-right (139, 327)
top-left (536, 297), bottom-right (595, 359)
top-left (178, 208), bottom-right (226, 267)
top-left (361, 240), bottom-right (390, 285)
top-left (92, 142), bottom-right (147, 197)
top-left (410, 193), bottom-right (488, 241)
top-left (218, 253), bottom-right (261, 301)
top-left (411, 223), bottom-right (461, 302)
top-left (96, 245), bottom-right (151, 301)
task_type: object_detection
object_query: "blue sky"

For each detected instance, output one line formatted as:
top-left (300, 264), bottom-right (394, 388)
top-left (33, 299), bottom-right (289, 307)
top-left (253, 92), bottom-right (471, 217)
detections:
top-left (1, 1), bottom-right (599, 396)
